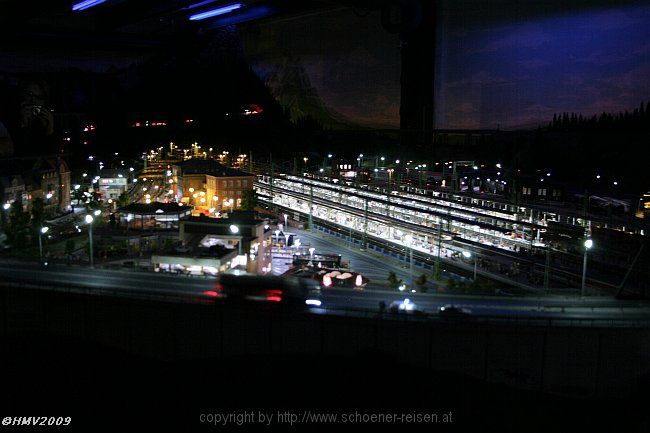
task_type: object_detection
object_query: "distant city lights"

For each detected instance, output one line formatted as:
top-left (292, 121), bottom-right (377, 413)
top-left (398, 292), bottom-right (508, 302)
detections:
top-left (132, 120), bottom-right (167, 127)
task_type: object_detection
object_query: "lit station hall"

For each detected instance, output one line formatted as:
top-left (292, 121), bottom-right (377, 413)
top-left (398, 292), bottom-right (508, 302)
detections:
top-left (116, 202), bottom-right (193, 230)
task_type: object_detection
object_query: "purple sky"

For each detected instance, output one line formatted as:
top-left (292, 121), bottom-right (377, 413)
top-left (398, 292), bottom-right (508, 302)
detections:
top-left (437, 3), bottom-right (650, 129)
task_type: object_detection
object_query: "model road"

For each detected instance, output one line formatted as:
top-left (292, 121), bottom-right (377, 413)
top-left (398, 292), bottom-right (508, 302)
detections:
top-left (0, 261), bottom-right (648, 323)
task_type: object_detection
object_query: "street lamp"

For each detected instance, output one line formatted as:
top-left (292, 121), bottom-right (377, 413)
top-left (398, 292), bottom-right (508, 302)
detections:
top-left (404, 234), bottom-right (414, 290)
top-left (274, 229), bottom-right (280, 245)
top-left (85, 214), bottom-right (94, 267)
top-left (581, 239), bottom-right (594, 296)
top-left (462, 250), bottom-right (477, 280)
top-left (38, 226), bottom-right (49, 258)
top-left (283, 213), bottom-right (288, 228)
top-left (387, 168), bottom-right (394, 193)
top-left (230, 224), bottom-right (242, 255)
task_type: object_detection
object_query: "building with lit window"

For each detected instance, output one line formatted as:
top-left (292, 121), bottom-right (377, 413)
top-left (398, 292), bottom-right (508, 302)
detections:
top-left (0, 156), bottom-right (70, 214)
top-left (0, 175), bottom-right (27, 207)
top-left (151, 211), bottom-right (272, 275)
top-left (30, 157), bottom-right (71, 213)
top-left (172, 159), bottom-right (254, 214)
top-left (116, 202), bottom-right (193, 230)
top-left (96, 169), bottom-right (129, 200)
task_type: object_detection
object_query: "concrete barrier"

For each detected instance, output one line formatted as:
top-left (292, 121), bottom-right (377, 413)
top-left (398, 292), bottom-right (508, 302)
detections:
top-left (1, 285), bottom-right (648, 400)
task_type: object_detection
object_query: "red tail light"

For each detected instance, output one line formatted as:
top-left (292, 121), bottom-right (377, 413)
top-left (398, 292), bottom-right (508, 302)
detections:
top-left (263, 289), bottom-right (283, 302)
top-left (204, 282), bottom-right (224, 298)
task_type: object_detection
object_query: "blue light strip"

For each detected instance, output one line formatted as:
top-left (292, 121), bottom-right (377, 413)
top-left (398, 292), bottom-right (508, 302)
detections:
top-left (189, 3), bottom-right (242, 20)
top-left (72, 0), bottom-right (107, 11)
top-left (187, 0), bottom-right (220, 10)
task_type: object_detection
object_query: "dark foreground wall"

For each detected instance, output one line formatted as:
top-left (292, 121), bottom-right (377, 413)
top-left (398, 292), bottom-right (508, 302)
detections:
top-left (1, 285), bottom-right (649, 431)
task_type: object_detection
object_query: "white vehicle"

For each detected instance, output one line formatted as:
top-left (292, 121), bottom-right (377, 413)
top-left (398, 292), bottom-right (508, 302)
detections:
top-left (389, 298), bottom-right (423, 314)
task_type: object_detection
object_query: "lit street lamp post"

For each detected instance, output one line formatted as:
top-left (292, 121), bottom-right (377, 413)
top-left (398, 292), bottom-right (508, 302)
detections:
top-left (544, 245), bottom-right (551, 290)
top-left (404, 234), bottom-right (414, 289)
top-left (38, 226), bottom-right (49, 258)
top-left (462, 250), bottom-right (477, 280)
top-left (386, 168), bottom-right (394, 215)
top-left (581, 239), bottom-right (593, 296)
top-left (308, 247), bottom-right (316, 266)
top-left (283, 213), bottom-right (288, 229)
top-left (85, 214), bottom-right (95, 267)
top-left (230, 224), bottom-right (242, 255)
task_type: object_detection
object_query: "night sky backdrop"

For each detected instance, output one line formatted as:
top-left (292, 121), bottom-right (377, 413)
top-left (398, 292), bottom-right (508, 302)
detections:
top-left (242, 1), bottom-right (650, 130)
top-left (1, 1), bottom-right (649, 132)
top-left (436, 1), bottom-right (650, 129)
